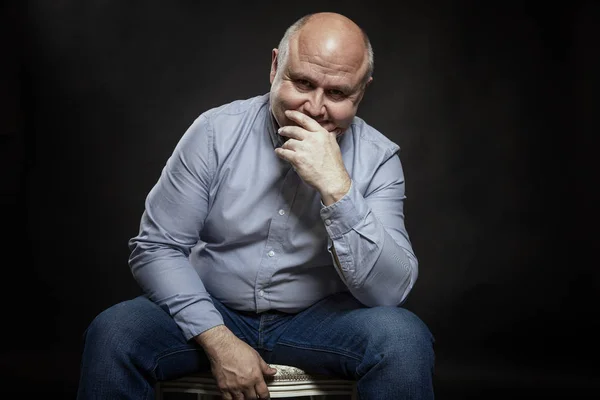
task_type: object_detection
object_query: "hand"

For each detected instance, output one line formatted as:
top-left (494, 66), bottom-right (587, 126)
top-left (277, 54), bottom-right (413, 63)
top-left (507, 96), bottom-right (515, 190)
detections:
top-left (275, 110), bottom-right (351, 205)
top-left (196, 325), bottom-right (277, 399)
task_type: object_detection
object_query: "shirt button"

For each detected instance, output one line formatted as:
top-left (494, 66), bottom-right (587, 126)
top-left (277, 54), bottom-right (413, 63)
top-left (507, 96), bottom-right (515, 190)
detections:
top-left (267, 250), bottom-right (275, 257)
top-left (259, 290), bottom-right (265, 297)
top-left (325, 219), bottom-right (332, 226)
top-left (278, 209), bottom-right (285, 215)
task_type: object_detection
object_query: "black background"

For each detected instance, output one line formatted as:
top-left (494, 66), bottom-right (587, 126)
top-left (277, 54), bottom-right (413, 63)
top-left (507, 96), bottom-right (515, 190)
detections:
top-left (1, 0), bottom-right (598, 398)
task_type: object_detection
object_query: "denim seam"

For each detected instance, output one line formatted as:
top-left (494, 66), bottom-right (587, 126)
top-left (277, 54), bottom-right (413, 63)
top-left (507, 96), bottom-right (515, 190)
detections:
top-left (276, 340), bottom-right (363, 362)
top-left (258, 314), bottom-right (265, 349)
top-left (151, 347), bottom-right (204, 376)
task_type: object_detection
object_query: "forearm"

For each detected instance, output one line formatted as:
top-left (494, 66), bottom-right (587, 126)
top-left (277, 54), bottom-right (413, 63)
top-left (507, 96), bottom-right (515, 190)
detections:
top-left (129, 240), bottom-right (224, 339)
top-left (329, 227), bottom-right (417, 306)
top-left (322, 181), bottom-right (418, 306)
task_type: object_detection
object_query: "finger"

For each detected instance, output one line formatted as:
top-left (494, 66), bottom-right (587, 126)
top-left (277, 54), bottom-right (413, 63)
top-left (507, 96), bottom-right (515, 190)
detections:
top-left (242, 386), bottom-right (258, 400)
top-left (278, 125), bottom-right (307, 140)
top-left (231, 391), bottom-right (244, 400)
top-left (280, 138), bottom-right (301, 151)
top-left (274, 147), bottom-right (296, 163)
top-left (220, 391), bottom-right (233, 400)
top-left (259, 359), bottom-right (277, 376)
top-left (255, 381), bottom-right (271, 399)
top-left (284, 110), bottom-right (322, 131)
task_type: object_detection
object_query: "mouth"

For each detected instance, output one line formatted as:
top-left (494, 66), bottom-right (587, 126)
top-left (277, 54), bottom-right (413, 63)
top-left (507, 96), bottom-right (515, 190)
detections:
top-left (274, 110), bottom-right (342, 136)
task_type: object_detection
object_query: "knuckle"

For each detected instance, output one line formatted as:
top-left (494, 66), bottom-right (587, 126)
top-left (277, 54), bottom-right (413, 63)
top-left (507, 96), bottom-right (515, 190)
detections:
top-left (217, 382), bottom-right (235, 392)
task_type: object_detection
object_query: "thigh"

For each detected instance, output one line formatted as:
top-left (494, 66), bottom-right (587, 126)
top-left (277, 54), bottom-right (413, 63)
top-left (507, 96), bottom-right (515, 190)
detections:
top-left (268, 292), bottom-right (434, 379)
top-left (83, 295), bottom-right (252, 381)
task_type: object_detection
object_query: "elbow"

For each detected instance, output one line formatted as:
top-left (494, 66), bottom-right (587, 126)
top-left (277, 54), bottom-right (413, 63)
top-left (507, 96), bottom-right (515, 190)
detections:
top-left (351, 289), bottom-right (405, 308)
top-left (351, 261), bottom-right (416, 307)
top-left (127, 237), bottom-right (146, 274)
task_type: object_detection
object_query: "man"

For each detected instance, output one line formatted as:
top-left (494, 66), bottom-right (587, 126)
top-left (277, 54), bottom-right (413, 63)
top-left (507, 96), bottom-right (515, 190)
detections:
top-left (77, 11), bottom-right (435, 400)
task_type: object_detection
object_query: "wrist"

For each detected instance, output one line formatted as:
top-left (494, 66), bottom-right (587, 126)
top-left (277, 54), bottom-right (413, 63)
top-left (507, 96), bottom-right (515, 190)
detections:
top-left (195, 324), bottom-right (229, 355)
top-left (320, 177), bottom-right (351, 206)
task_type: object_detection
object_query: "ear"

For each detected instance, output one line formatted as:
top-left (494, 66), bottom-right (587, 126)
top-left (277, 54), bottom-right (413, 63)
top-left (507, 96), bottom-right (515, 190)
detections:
top-left (270, 48), bottom-right (279, 84)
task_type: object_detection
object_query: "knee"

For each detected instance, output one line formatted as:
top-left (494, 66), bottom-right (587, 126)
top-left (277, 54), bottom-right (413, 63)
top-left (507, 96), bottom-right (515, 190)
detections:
top-left (363, 307), bottom-right (434, 363)
top-left (83, 297), bottom-right (152, 353)
top-left (356, 307), bottom-right (434, 394)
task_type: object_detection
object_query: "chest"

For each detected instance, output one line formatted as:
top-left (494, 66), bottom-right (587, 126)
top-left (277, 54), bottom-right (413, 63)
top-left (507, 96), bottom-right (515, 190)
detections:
top-left (202, 156), bottom-right (327, 247)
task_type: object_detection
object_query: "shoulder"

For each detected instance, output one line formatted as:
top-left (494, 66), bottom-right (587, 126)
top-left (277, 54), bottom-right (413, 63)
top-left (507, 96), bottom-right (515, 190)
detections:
top-left (175, 93), bottom-right (268, 147)
top-left (348, 115), bottom-right (400, 159)
top-left (201, 93), bottom-right (269, 125)
top-left (181, 93), bottom-right (269, 147)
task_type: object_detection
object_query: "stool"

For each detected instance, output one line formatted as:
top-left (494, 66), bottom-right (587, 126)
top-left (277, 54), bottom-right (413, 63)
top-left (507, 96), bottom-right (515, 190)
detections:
top-left (155, 364), bottom-right (358, 399)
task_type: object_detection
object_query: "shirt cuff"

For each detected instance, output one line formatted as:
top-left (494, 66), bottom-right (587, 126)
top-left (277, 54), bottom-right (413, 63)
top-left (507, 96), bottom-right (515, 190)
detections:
top-left (319, 181), bottom-right (368, 239)
top-left (173, 299), bottom-right (225, 341)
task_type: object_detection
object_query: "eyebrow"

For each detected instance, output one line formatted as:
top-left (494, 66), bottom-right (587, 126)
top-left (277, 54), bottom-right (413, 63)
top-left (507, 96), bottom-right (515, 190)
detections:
top-left (289, 71), bottom-right (356, 94)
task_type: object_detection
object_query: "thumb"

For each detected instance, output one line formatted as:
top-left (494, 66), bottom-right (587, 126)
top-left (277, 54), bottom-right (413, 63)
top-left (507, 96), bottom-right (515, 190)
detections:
top-left (330, 128), bottom-right (343, 138)
top-left (261, 359), bottom-right (277, 376)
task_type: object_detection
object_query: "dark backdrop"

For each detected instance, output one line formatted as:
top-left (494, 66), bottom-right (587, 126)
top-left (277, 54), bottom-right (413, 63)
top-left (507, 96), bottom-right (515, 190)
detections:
top-left (2, 0), bottom-right (598, 398)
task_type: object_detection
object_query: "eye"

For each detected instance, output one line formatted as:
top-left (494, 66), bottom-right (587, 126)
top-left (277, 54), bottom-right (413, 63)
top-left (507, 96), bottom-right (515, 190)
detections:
top-left (327, 89), bottom-right (346, 100)
top-left (295, 79), bottom-right (313, 90)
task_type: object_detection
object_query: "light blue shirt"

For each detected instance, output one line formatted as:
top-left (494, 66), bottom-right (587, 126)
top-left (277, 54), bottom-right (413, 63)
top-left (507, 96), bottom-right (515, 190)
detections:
top-left (128, 93), bottom-right (419, 340)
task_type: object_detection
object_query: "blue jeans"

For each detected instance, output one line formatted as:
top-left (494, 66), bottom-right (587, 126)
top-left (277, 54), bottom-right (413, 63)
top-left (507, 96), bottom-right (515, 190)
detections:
top-left (76, 292), bottom-right (434, 399)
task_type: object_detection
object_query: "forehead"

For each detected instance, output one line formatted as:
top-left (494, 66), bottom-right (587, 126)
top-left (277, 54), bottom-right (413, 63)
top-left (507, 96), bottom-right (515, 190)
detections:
top-left (285, 36), bottom-right (366, 89)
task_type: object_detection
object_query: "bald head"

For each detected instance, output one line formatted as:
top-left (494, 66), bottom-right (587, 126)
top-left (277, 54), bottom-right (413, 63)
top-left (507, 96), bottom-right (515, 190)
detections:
top-left (276, 13), bottom-right (374, 87)
top-left (299, 12), bottom-right (365, 42)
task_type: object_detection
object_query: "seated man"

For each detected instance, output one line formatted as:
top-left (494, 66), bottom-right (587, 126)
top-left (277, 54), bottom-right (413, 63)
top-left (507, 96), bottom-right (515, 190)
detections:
top-left (76, 11), bottom-right (435, 400)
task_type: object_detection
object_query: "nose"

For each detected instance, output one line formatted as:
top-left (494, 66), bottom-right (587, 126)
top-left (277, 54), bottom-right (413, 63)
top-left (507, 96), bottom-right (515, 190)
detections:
top-left (303, 89), bottom-right (325, 119)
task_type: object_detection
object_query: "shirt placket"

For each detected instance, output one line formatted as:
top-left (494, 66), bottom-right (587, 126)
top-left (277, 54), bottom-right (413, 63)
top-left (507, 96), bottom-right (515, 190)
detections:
top-left (254, 167), bottom-right (301, 312)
